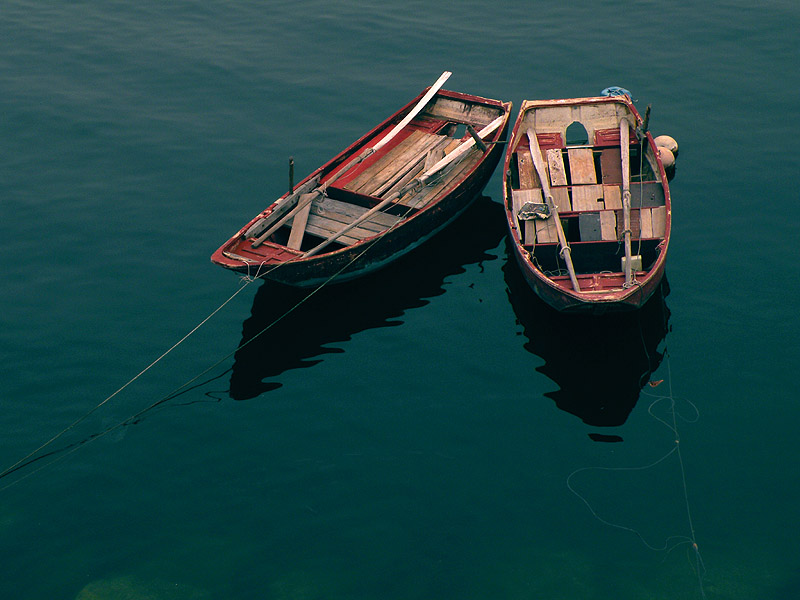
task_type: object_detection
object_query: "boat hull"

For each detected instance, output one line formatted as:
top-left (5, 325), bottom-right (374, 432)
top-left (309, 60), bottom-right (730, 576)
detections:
top-left (212, 88), bottom-right (511, 287)
top-left (502, 95), bottom-right (671, 313)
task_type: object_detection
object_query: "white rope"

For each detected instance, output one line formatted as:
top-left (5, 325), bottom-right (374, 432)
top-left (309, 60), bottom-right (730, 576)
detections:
top-left (0, 181), bottom-right (445, 488)
top-left (0, 277), bottom-right (258, 482)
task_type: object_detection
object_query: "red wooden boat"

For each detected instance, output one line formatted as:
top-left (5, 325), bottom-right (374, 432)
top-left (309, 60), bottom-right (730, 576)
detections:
top-left (502, 95), bottom-right (672, 313)
top-left (212, 72), bottom-right (511, 287)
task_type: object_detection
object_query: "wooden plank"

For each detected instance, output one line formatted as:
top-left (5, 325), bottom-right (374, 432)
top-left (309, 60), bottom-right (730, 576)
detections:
top-left (382, 136), bottom-right (455, 198)
top-left (546, 148), bottom-right (568, 186)
top-left (579, 212), bottom-right (602, 241)
top-left (312, 196), bottom-right (401, 230)
top-left (524, 220), bottom-right (537, 245)
top-left (629, 182), bottom-right (666, 207)
top-left (516, 150), bottom-right (539, 189)
top-left (360, 131), bottom-right (443, 196)
top-left (570, 184), bottom-right (605, 212)
top-left (534, 218), bottom-right (557, 243)
top-left (372, 134), bottom-right (451, 197)
top-left (303, 215), bottom-right (362, 246)
top-left (603, 185), bottom-right (623, 210)
top-left (640, 207), bottom-right (654, 238)
top-left (512, 189), bottom-right (544, 219)
top-left (567, 148), bottom-right (597, 184)
top-left (628, 209), bottom-right (641, 239)
top-left (421, 97), bottom-right (500, 126)
top-left (372, 70), bottom-right (451, 152)
top-left (303, 195), bottom-right (405, 246)
top-left (345, 130), bottom-right (429, 194)
top-left (513, 189), bottom-right (545, 245)
top-left (395, 146), bottom-right (482, 208)
top-left (550, 188), bottom-right (571, 213)
top-left (600, 148), bottom-right (623, 184)
top-left (616, 209), bottom-right (643, 239)
top-left (600, 210), bottom-right (617, 241)
top-left (651, 205), bottom-right (667, 238)
top-left (286, 201), bottom-right (312, 250)
top-left (424, 146), bottom-right (446, 170)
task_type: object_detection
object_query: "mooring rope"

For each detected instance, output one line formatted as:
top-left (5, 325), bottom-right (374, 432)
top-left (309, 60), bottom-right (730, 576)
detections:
top-left (566, 306), bottom-right (707, 598)
top-left (0, 278), bottom-right (256, 483)
top-left (0, 172), bottom-right (453, 489)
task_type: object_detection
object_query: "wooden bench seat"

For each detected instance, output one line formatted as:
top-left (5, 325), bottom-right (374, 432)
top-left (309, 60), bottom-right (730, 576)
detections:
top-left (567, 148), bottom-right (597, 184)
top-left (287, 195), bottom-right (403, 247)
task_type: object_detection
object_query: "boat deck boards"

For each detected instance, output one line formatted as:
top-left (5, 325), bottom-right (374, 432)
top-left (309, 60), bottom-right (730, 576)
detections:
top-left (343, 130), bottom-right (452, 197)
top-left (510, 135), bottom-right (667, 268)
top-left (286, 195), bottom-right (403, 247)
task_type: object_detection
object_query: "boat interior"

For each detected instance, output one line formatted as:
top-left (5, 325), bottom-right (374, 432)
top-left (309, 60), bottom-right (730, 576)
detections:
top-left (507, 101), bottom-right (667, 284)
top-left (245, 95), bottom-right (506, 256)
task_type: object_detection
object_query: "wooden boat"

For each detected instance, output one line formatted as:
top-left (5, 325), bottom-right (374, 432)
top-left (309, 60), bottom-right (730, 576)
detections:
top-left (502, 95), bottom-right (671, 313)
top-left (212, 72), bottom-right (511, 287)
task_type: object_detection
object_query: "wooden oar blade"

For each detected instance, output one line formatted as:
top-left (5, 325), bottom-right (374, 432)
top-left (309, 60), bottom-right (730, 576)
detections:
top-left (372, 70), bottom-right (452, 152)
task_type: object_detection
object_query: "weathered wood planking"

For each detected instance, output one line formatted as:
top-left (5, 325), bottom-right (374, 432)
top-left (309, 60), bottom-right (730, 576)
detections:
top-left (546, 149), bottom-right (568, 186)
top-left (511, 189), bottom-right (544, 219)
top-left (359, 131), bottom-right (444, 195)
top-left (640, 207), bottom-right (654, 238)
top-left (534, 218), bottom-right (558, 244)
top-left (343, 130), bottom-right (424, 193)
top-left (511, 188), bottom-right (544, 245)
top-left (516, 151), bottom-right (539, 189)
top-left (550, 188), bottom-right (572, 212)
top-left (651, 205), bottom-right (667, 238)
top-left (396, 146), bottom-right (482, 208)
top-left (570, 184), bottom-right (605, 212)
top-left (372, 135), bottom-right (453, 198)
top-left (567, 148), bottom-right (597, 184)
top-left (600, 210), bottom-right (617, 241)
top-left (314, 196), bottom-right (400, 229)
top-left (287, 201), bottom-right (313, 250)
top-left (600, 148), bottom-right (623, 184)
top-left (346, 130), bottom-right (439, 195)
top-left (603, 185), bottom-right (623, 210)
top-left (298, 196), bottom-right (403, 246)
top-left (421, 98), bottom-right (500, 127)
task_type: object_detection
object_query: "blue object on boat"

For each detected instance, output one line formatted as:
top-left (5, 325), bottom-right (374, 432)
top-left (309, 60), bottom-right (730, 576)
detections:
top-left (601, 86), bottom-right (632, 98)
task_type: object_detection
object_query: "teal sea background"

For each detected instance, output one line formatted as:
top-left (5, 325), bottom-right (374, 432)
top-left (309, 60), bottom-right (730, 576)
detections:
top-left (2, 1), bottom-right (799, 598)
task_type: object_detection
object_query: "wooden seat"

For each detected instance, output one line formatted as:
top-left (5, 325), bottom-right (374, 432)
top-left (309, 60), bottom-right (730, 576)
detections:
top-left (288, 195), bottom-right (402, 247)
top-left (567, 148), bottom-right (597, 184)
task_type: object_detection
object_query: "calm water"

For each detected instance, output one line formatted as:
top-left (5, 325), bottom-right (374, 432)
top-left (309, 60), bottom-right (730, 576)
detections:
top-left (2, 1), bottom-right (799, 598)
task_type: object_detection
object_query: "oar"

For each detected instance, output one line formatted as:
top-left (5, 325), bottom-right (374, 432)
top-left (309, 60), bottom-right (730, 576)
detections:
top-left (302, 115), bottom-right (504, 259)
top-left (252, 71), bottom-right (453, 249)
top-left (371, 71), bottom-right (452, 153)
top-left (526, 129), bottom-right (580, 293)
top-left (620, 118), bottom-right (633, 286)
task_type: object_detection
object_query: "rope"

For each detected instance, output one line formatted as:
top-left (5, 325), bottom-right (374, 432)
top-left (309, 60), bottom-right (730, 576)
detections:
top-left (566, 285), bottom-right (707, 598)
top-left (0, 278), bottom-right (256, 482)
top-left (0, 172), bottom-right (444, 489)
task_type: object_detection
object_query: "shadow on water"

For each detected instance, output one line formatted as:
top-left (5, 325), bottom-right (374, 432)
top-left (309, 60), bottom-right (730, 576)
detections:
top-left (502, 242), bottom-right (671, 439)
top-left (229, 195), bottom-right (507, 400)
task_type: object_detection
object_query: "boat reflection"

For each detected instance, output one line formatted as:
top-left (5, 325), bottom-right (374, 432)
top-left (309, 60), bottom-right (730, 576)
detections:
top-left (229, 195), bottom-right (507, 400)
top-left (503, 243), bottom-right (671, 434)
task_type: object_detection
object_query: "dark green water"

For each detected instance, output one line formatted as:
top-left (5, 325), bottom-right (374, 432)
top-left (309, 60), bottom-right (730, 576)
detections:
top-left (2, 1), bottom-right (799, 598)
